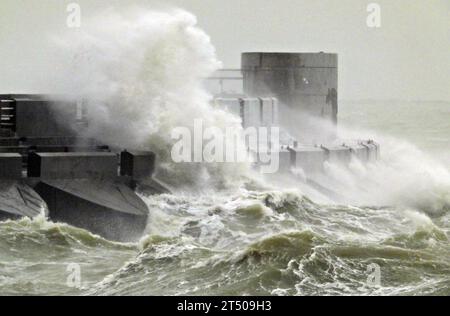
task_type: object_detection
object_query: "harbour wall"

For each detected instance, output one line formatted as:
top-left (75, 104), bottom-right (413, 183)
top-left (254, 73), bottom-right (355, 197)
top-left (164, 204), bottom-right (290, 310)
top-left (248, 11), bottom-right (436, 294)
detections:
top-left (253, 141), bottom-right (380, 177)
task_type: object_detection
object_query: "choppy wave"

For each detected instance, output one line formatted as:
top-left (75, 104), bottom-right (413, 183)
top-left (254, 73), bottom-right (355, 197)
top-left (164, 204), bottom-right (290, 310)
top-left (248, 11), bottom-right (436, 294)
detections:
top-left (1, 187), bottom-right (450, 296)
top-left (1, 7), bottom-right (450, 296)
top-left (69, 190), bottom-right (450, 295)
top-left (0, 216), bottom-right (136, 296)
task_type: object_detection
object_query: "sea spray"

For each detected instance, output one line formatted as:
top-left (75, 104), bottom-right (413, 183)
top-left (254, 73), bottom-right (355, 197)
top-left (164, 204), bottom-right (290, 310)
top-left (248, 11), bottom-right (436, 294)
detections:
top-left (45, 7), bottom-right (450, 214)
top-left (83, 188), bottom-right (450, 296)
top-left (50, 8), bottom-right (252, 189)
top-left (1, 6), bottom-right (450, 297)
top-left (1, 184), bottom-right (450, 295)
top-left (335, 126), bottom-right (450, 215)
top-left (278, 106), bottom-right (450, 215)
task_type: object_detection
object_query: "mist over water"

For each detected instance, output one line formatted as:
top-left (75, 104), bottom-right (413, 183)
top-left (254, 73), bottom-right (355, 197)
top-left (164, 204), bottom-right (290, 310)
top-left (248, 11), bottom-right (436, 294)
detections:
top-left (340, 100), bottom-right (450, 169)
top-left (1, 8), bottom-right (450, 296)
top-left (54, 8), bottom-right (251, 189)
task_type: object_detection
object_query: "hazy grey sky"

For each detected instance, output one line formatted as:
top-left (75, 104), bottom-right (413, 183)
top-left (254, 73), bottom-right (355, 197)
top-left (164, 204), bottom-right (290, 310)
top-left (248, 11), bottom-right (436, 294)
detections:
top-left (1, 0), bottom-right (449, 100)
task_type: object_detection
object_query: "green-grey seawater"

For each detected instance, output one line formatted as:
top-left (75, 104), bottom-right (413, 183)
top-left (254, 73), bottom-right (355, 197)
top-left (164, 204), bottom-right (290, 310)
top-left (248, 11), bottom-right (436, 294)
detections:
top-left (0, 101), bottom-right (449, 296)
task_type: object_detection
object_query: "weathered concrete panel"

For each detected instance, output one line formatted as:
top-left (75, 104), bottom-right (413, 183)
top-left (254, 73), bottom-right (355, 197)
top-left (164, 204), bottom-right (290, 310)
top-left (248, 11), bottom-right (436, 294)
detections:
top-left (0, 146), bottom-right (28, 155)
top-left (362, 141), bottom-right (380, 162)
top-left (0, 180), bottom-right (47, 218)
top-left (259, 97), bottom-right (275, 127)
top-left (241, 98), bottom-right (261, 128)
top-left (253, 148), bottom-right (291, 173)
top-left (27, 145), bottom-right (107, 153)
top-left (242, 52), bottom-right (338, 142)
top-left (347, 144), bottom-right (369, 162)
top-left (0, 146), bottom-right (106, 157)
top-left (272, 98), bottom-right (280, 126)
top-left (28, 146), bottom-right (70, 153)
top-left (242, 52), bottom-right (338, 68)
top-left (242, 53), bottom-right (338, 98)
top-left (0, 138), bottom-right (19, 147)
top-left (278, 149), bottom-right (292, 172)
top-left (120, 151), bottom-right (155, 179)
top-left (66, 146), bottom-right (109, 153)
top-left (0, 153), bottom-right (22, 179)
top-left (289, 146), bottom-right (326, 175)
top-left (34, 179), bottom-right (148, 241)
top-left (214, 98), bottom-right (241, 118)
top-left (322, 145), bottom-right (352, 165)
top-left (28, 152), bottom-right (118, 179)
top-left (23, 137), bottom-right (97, 147)
top-left (15, 99), bottom-right (78, 138)
top-left (214, 97), bottom-right (280, 129)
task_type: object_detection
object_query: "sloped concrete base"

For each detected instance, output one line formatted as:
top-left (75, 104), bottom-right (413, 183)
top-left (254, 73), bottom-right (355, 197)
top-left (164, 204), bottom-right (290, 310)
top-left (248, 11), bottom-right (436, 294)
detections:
top-left (0, 180), bottom-right (47, 219)
top-left (33, 179), bottom-right (149, 242)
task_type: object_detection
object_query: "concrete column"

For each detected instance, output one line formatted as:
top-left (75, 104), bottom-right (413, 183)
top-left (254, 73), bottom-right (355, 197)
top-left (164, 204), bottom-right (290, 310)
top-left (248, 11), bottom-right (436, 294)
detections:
top-left (27, 152), bottom-right (118, 179)
top-left (242, 52), bottom-right (338, 143)
top-left (120, 151), bottom-right (155, 179)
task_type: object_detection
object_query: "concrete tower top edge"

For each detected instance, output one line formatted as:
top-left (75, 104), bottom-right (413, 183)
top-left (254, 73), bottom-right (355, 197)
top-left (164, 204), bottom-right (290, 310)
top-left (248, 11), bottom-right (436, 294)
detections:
top-left (241, 52), bottom-right (338, 69)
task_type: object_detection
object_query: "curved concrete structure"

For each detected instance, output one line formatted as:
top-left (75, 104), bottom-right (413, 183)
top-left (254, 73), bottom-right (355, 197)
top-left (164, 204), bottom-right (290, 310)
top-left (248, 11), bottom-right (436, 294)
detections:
top-left (0, 150), bottom-right (157, 242)
top-left (242, 52), bottom-right (338, 142)
top-left (214, 52), bottom-right (380, 192)
top-left (25, 151), bottom-right (153, 241)
top-left (33, 179), bottom-right (148, 241)
top-left (0, 95), bottom-right (168, 242)
top-left (0, 180), bottom-right (47, 220)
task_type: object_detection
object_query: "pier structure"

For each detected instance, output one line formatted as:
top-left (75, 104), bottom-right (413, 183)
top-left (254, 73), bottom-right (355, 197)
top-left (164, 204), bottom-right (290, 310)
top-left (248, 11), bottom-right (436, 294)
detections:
top-left (211, 52), bottom-right (379, 178)
top-left (0, 94), bottom-right (161, 241)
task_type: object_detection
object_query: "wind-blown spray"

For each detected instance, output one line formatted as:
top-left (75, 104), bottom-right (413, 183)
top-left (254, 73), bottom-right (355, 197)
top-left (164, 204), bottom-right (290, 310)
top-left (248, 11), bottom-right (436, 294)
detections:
top-left (1, 6), bottom-right (450, 297)
top-left (53, 8), bottom-right (251, 189)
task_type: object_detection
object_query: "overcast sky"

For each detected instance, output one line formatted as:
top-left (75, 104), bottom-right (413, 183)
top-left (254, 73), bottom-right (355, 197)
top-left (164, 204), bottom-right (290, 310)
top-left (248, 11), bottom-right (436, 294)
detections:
top-left (1, 0), bottom-right (449, 100)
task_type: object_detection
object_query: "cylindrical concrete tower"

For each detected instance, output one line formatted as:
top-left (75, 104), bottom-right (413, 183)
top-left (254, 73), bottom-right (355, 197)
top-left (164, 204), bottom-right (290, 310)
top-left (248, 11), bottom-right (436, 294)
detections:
top-left (242, 52), bottom-right (338, 143)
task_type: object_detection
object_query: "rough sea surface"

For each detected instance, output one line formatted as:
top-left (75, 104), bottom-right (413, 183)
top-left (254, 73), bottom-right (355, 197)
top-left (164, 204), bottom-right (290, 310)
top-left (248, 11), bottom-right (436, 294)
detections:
top-left (1, 100), bottom-right (449, 296)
